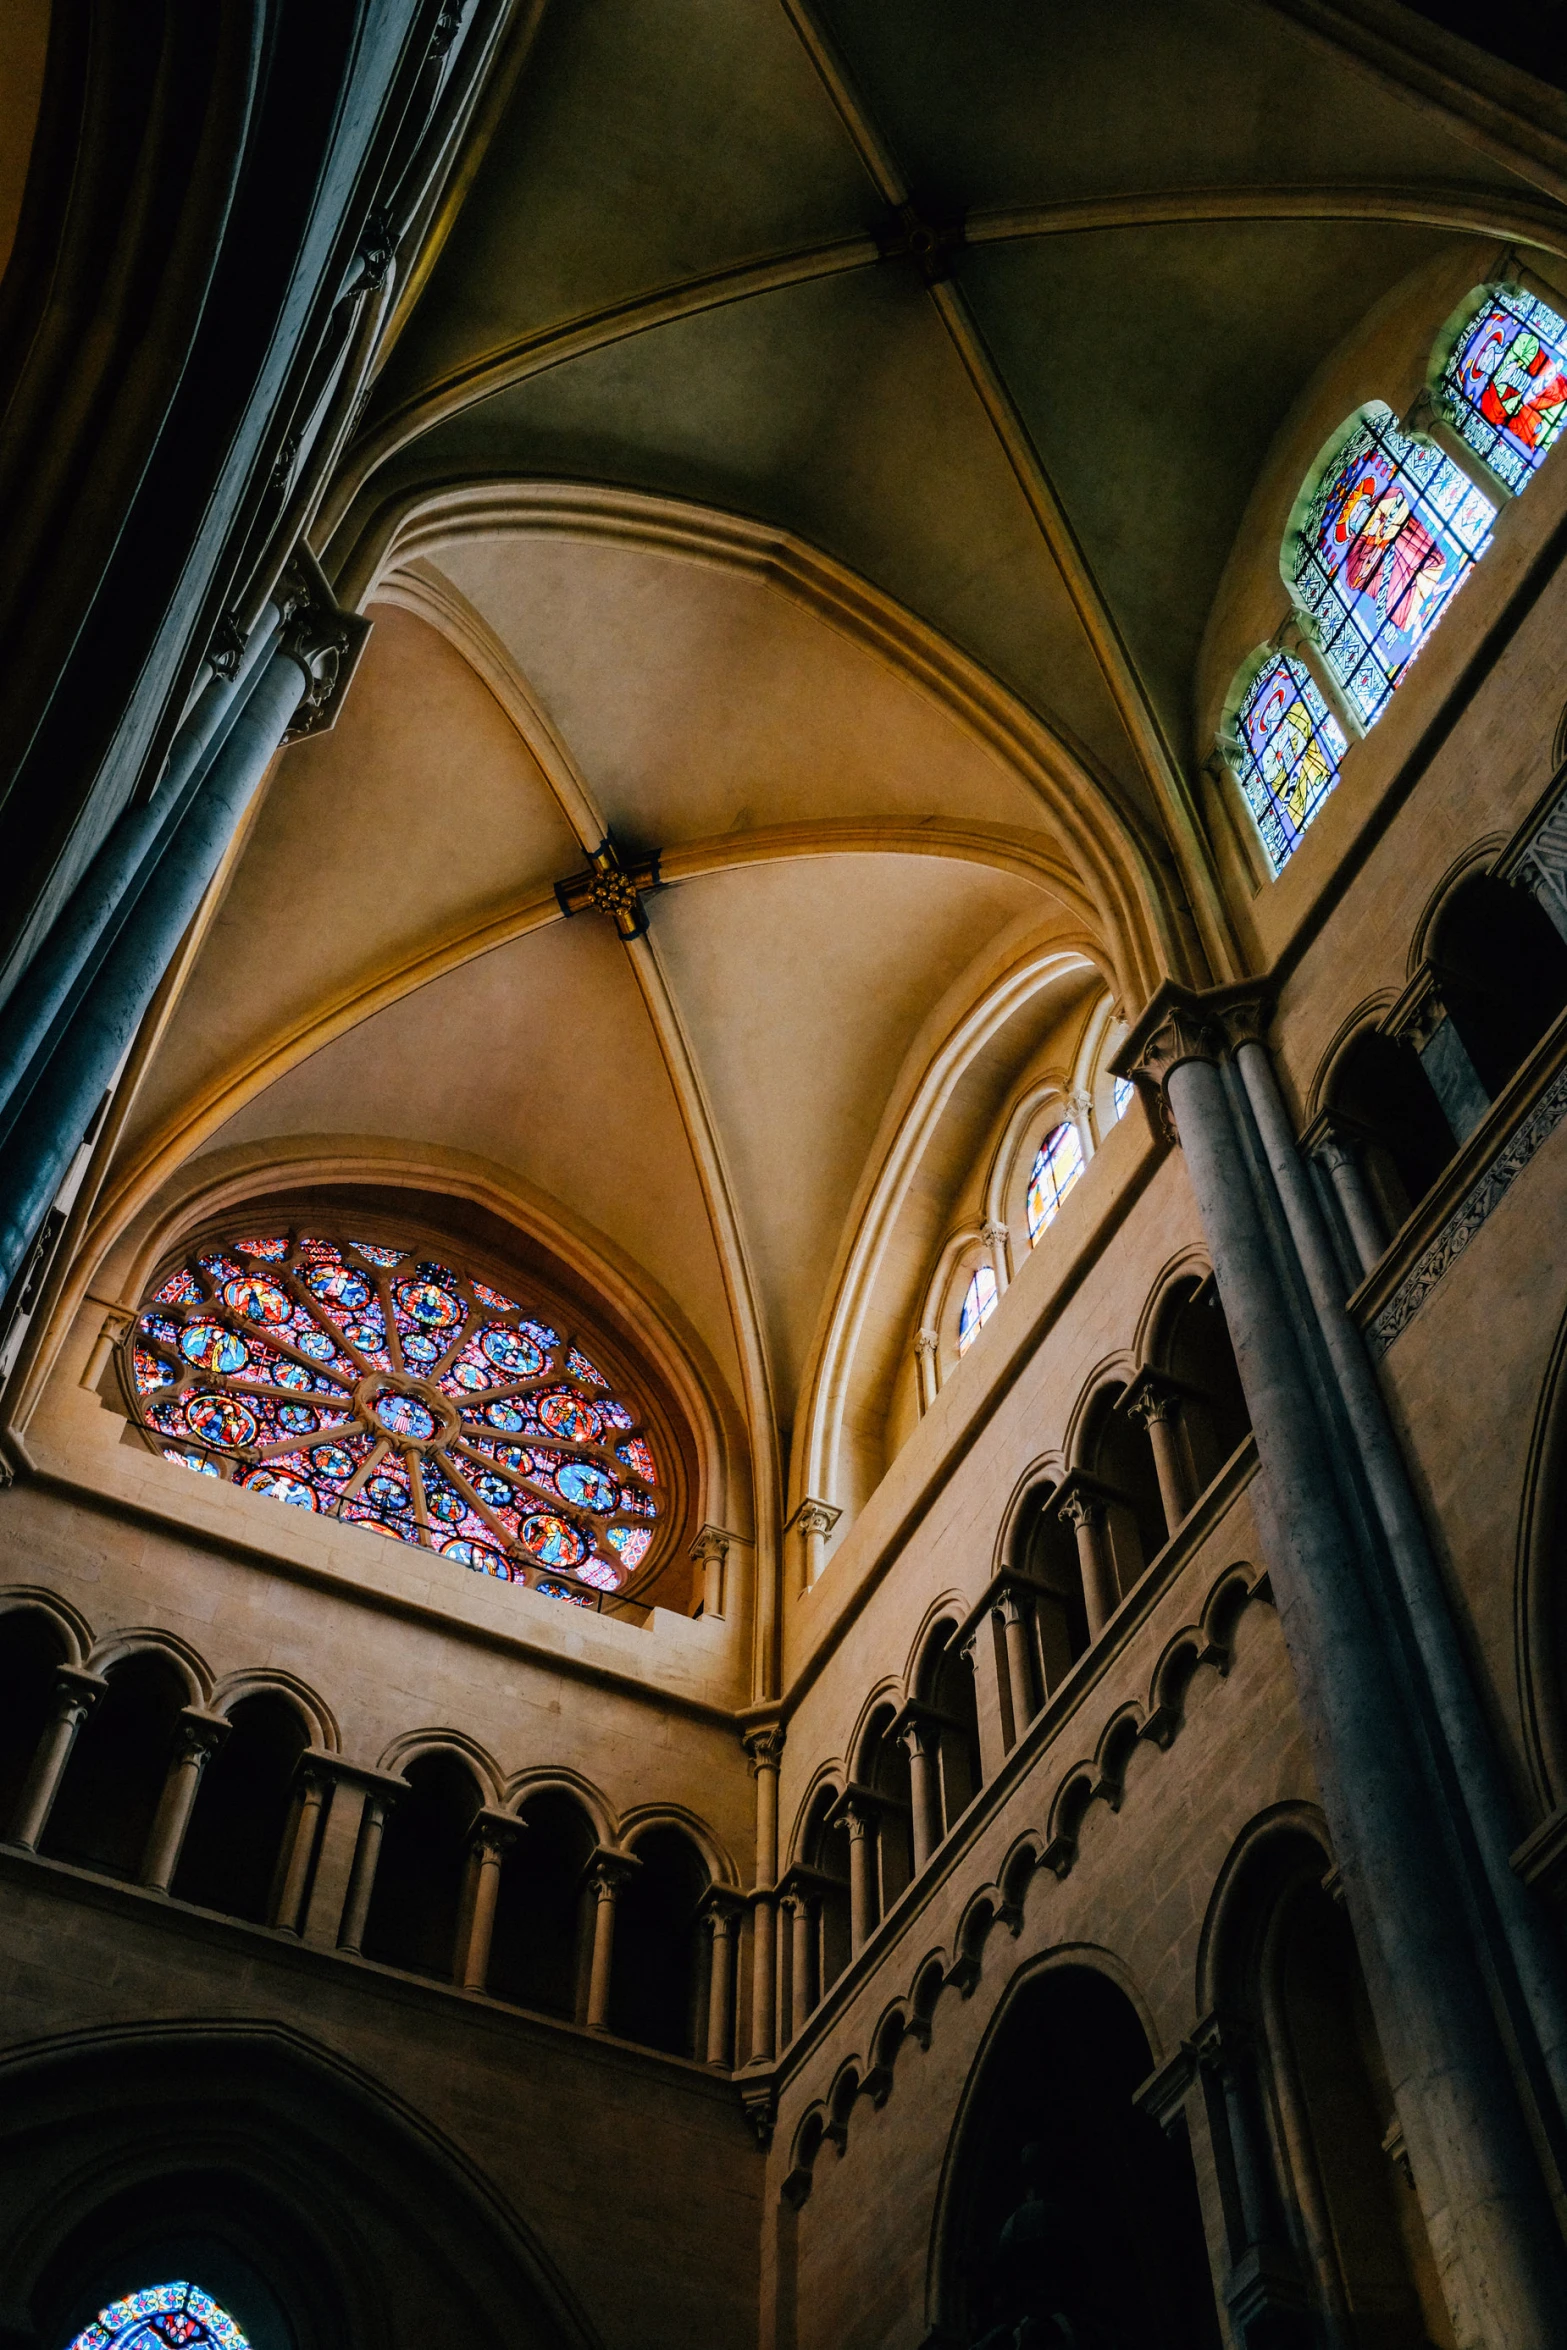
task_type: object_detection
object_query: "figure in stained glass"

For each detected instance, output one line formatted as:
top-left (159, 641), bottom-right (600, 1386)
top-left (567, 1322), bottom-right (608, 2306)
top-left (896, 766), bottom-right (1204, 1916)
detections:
top-left (1289, 403), bottom-right (1494, 727)
top-left (1438, 283), bottom-right (1567, 494)
top-left (1226, 650), bottom-right (1346, 870)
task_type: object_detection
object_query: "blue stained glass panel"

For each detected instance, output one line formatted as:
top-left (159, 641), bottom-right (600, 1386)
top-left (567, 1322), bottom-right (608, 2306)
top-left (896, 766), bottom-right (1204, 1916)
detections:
top-left (1026, 1121), bottom-right (1084, 1244)
top-left (956, 1265), bottom-right (997, 1357)
top-left (1439, 284), bottom-right (1567, 494)
top-left (1290, 403), bottom-right (1494, 727)
top-left (66, 2277), bottom-right (251, 2348)
top-left (1229, 651), bottom-right (1346, 871)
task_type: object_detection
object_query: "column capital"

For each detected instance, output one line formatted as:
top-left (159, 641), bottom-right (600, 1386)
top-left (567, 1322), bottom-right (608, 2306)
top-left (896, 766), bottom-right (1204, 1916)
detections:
top-left (689, 1523), bottom-right (737, 1566)
top-left (1385, 958), bottom-right (1462, 1056)
top-left (700, 1886), bottom-right (746, 1931)
top-left (1054, 1471), bottom-right (1112, 1533)
top-left (173, 1707), bottom-right (231, 1764)
top-left (1120, 1366), bottom-right (1186, 1431)
top-left (786, 1496), bottom-right (840, 1543)
top-left (583, 1845), bottom-right (640, 1901)
top-left (53, 1665), bottom-right (108, 1721)
top-left (912, 1327), bottom-right (939, 1361)
top-left (743, 1722), bottom-right (786, 1775)
top-left (979, 1218), bottom-right (1008, 1251)
top-left (1112, 981), bottom-right (1275, 1136)
top-left (275, 550), bottom-right (372, 742)
top-left (888, 1697), bottom-right (950, 1758)
top-left (294, 1749), bottom-right (407, 1803)
top-left (468, 1807), bottom-right (524, 1861)
top-left (1300, 1107), bottom-right (1368, 1173)
top-left (828, 1783), bottom-right (885, 1840)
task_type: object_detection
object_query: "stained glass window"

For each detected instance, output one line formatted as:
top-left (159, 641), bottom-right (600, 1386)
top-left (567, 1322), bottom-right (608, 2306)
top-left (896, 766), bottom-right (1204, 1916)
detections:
top-left (1289, 401), bottom-right (1495, 728)
top-left (1025, 1121), bottom-right (1084, 1244)
top-left (1438, 283), bottom-right (1567, 495)
top-left (65, 2279), bottom-right (250, 2348)
top-left (956, 1264), bottom-right (997, 1356)
top-left (124, 1233), bottom-right (661, 1606)
top-left (1227, 650), bottom-right (1347, 871)
top-left (1112, 1076), bottom-right (1133, 1122)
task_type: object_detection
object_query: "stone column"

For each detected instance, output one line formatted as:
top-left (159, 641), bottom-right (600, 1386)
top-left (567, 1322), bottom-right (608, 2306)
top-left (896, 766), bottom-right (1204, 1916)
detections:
top-left (457, 1810), bottom-right (522, 1992)
top-left (981, 1217), bottom-right (1011, 1297)
top-left (913, 1329), bottom-right (939, 1415)
top-left (744, 1724), bottom-right (784, 2062)
top-left (1057, 1483), bottom-right (1118, 1637)
top-left (9, 1666), bottom-right (107, 1849)
top-left (271, 1760), bottom-right (330, 1934)
top-left (1124, 1374), bottom-right (1194, 1535)
top-left (142, 1708), bottom-right (230, 1893)
top-left (1068, 1083), bottom-right (1097, 1163)
top-left (1306, 1115), bottom-right (1387, 1279)
top-left (1392, 968), bottom-right (1490, 1142)
top-left (690, 1525), bottom-right (730, 1619)
top-left (785, 1887), bottom-right (817, 2037)
top-left (337, 1780), bottom-right (404, 1955)
top-left (585, 1851), bottom-right (636, 2031)
top-left (1130, 993), bottom-right (1567, 2346)
top-left (996, 1591), bottom-right (1036, 1738)
top-left (792, 1499), bottom-right (840, 1589)
top-left (843, 1798), bottom-right (878, 1955)
top-left (959, 1608), bottom-right (1014, 1772)
top-left (898, 1711), bottom-right (945, 1872)
top-left (702, 1893), bottom-right (742, 2066)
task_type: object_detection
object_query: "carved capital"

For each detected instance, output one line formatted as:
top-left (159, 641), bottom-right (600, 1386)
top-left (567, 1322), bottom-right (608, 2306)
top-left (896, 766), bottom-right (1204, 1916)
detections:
top-left (276, 553), bottom-right (372, 741)
top-left (912, 1328), bottom-right (939, 1362)
top-left (1121, 1369), bottom-right (1183, 1432)
top-left (469, 1807), bottom-right (523, 1862)
top-left (743, 1724), bottom-right (786, 1775)
top-left (979, 1219), bottom-right (1008, 1251)
top-left (585, 1847), bottom-right (639, 1903)
top-left (689, 1523), bottom-right (732, 1567)
top-left (739, 2077), bottom-right (778, 2147)
top-left (174, 1708), bottom-right (231, 1766)
top-left (789, 1497), bottom-right (840, 1545)
top-left (1056, 1484), bottom-right (1106, 1535)
top-left (700, 1888), bottom-right (745, 1939)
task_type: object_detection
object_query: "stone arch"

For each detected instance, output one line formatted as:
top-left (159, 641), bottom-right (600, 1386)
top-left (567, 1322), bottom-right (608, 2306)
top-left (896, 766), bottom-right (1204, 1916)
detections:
top-left (2, 2021), bottom-right (600, 2350)
top-left (0, 1584), bottom-right (91, 1664)
top-left (619, 1801), bottom-right (738, 1891)
top-left (84, 1627), bottom-right (208, 1704)
top-left (209, 1668), bottom-right (336, 1753)
top-left (503, 1765), bottom-right (616, 1848)
top-left (378, 1727), bottom-right (503, 1807)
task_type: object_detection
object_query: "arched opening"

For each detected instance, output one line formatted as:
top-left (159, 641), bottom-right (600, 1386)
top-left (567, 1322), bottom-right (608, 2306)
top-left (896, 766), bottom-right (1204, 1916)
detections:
top-left (487, 1787), bottom-right (596, 2016)
top-left (1156, 1276), bottom-right (1252, 1498)
top-left (1327, 1027), bottom-right (1456, 1239)
top-left (1017, 1480), bottom-right (1091, 1693)
top-left (800, 1786), bottom-right (852, 2003)
top-left (856, 1703), bottom-right (913, 1921)
top-left (63, 2278), bottom-right (259, 2348)
top-left (917, 1620), bottom-right (983, 1827)
top-left (173, 1693), bottom-right (309, 1924)
top-left (361, 1750), bottom-right (480, 1981)
top-left (1082, 1384), bottom-right (1167, 1591)
top-left (0, 1608), bottom-right (68, 1835)
top-left (946, 1964), bottom-right (1220, 2348)
top-left (40, 1652), bottom-right (186, 1880)
top-left (1209, 1828), bottom-right (1454, 2347)
top-left (608, 1825), bottom-right (709, 2056)
top-left (1431, 871), bottom-right (1567, 1100)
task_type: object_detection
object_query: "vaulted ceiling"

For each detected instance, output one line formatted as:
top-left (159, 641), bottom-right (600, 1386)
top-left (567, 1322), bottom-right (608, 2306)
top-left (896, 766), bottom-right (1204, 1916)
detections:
top-left (97, 0), bottom-right (1567, 1576)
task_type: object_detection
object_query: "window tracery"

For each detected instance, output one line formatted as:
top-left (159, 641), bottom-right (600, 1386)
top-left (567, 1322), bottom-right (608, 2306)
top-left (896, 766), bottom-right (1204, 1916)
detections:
top-left (1025, 1120), bottom-right (1084, 1243)
top-left (125, 1233), bottom-right (660, 1604)
top-left (956, 1264), bottom-right (997, 1355)
top-left (1225, 650), bottom-right (1346, 872)
top-left (1289, 400), bottom-right (1494, 730)
top-left (1437, 282), bottom-right (1567, 495)
top-left (66, 2281), bottom-right (249, 2348)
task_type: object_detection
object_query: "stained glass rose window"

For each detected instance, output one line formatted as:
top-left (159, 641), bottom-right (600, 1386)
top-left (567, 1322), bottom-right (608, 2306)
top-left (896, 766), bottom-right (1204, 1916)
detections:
top-left (125, 1234), bottom-right (660, 1604)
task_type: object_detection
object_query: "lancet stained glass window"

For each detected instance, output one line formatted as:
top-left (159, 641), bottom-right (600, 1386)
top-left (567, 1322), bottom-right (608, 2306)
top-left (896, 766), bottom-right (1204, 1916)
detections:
top-left (1229, 651), bottom-right (1347, 871)
top-left (1112, 1076), bottom-right (1134, 1122)
top-left (1438, 283), bottom-right (1567, 495)
top-left (1025, 1121), bottom-right (1084, 1244)
top-left (124, 1234), bottom-right (661, 1605)
top-left (956, 1264), bottom-right (998, 1356)
top-left (1290, 401), bottom-right (1495, 728)
top-left (66, 2279), bottom-right (250, 2349)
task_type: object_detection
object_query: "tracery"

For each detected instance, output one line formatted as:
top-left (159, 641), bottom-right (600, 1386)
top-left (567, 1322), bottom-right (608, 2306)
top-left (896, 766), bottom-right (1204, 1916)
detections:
top-left (65, 2280), bottom-right (249, 2349)
top-left (126, 1233), bottom-right (659, 1603)
top-left (1025, 1120), bottom-right (1084, 1243)
top-left (1438, 281), bottom-right (1567, 495)
top-left (1288, 399), bottom-right (1494, 729)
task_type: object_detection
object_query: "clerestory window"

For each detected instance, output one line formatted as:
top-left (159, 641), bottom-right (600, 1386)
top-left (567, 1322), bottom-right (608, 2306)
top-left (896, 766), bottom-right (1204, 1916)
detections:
top-left (1025, 1120), bottom-right (1084, 1244)
top-left (1288, 400), bottom-right (1494, 730)
top-left (1225, 650), bottom-right (1346, 874)
top-left (65, 2280), bottom-right (250, 2348)
top-left (1437, 281), bottom-right (1567, 496)
top-left (125, 1232), bottom-right (659, 1605)
top-left (956, 1264), bottom-right (998, 1355)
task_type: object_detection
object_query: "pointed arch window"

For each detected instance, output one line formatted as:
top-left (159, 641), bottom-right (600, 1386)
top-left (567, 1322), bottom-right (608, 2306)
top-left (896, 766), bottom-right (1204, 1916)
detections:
top-left (66, 2280), bottom-right (250, 2347)
top-left (1025, 1121), bottom-right (1084, 1244)
top-left (1226, 650), bottom-right (1346, 871)
top-left (1289, 400), bottom-right (1495, 729)
top-left (1437, 282), bottom-right (1567, 495)
top-left (124, 1233), bottom-right (660, 1606)
top-left (956, 1264), bottom-right (998, 1356)
top-left (1112, 1076), bottom-right (1134, 1121)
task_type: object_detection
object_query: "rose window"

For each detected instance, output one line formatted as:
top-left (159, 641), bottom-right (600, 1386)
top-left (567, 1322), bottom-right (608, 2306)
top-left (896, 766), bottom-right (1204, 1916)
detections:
top-left (124, 1233), bottom-right (659, 1604)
